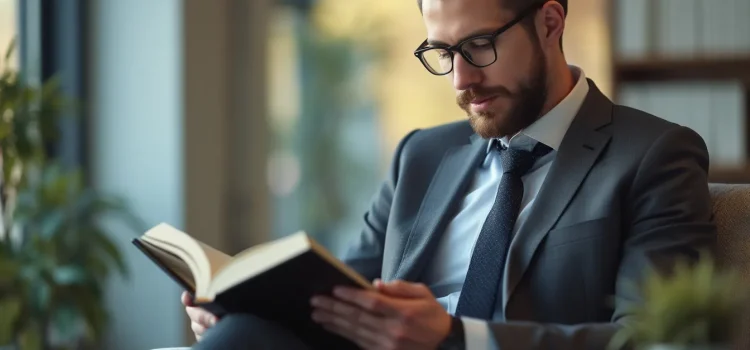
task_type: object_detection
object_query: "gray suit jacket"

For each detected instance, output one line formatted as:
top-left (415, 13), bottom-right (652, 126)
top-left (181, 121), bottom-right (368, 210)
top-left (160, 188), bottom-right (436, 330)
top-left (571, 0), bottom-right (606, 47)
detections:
top-left (342, 80), bottom-right (717, 349)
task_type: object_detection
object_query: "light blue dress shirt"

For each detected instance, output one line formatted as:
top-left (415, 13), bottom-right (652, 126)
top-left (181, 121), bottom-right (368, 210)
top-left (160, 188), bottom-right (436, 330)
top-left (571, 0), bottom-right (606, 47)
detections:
top-left (423, 66), bottom-right (590, 349)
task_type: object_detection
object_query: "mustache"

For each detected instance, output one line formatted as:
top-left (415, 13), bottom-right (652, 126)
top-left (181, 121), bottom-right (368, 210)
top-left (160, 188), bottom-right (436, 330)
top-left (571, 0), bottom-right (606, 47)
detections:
top-left (457, 86), bottom-right (513, 108)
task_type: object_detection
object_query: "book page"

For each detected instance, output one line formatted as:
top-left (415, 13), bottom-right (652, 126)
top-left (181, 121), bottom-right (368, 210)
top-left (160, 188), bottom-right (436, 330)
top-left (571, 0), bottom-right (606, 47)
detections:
top-left (208, 232), bottom-right (374, 298)
top-left (196, 241), bottom-right (232, 278)
top-left (140, 240), bottom-right (196, 291)
top-left (142, 223), bottom-right (213, 296)
top-left (209, 232), bottom-right (311, 296)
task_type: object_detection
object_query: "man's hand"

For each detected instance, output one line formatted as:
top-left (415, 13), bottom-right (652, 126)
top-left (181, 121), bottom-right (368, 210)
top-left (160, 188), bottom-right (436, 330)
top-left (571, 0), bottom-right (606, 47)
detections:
top-left (181, 291), bottom-right (219, 341)
top-left (310, 280), bottom-right (451, 350)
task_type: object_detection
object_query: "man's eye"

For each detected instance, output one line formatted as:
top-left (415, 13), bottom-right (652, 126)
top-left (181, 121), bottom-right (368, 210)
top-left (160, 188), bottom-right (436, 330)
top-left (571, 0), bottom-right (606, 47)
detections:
top-left (437, 50), bottom-right (452, 59)
top-left (467, 40), bottom-right (492, 50)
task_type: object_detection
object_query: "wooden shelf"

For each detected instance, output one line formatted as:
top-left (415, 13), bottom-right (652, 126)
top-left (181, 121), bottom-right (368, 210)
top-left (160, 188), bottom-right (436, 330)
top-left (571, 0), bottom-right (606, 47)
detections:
top-left (614, 56), bottom-right (750, 83)
top-left (709, 166), bottom-right (750, 184)
top-left (608, 0), bottom-right (750, 184)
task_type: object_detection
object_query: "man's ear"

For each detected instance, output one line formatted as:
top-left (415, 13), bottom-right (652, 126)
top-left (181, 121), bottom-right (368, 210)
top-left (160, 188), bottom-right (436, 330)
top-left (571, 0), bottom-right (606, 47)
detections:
top-left (536, 1), bottom-right (565, 50)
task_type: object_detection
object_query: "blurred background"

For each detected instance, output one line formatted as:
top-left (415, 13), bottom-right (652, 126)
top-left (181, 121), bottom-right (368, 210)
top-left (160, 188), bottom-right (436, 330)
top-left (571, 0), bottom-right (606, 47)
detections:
top-left (0, 0), bottom-right (747, 349)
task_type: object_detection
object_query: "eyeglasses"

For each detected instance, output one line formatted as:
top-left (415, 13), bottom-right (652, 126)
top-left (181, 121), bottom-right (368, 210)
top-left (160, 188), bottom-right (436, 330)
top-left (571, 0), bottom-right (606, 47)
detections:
top-left (413, 1), bottom-right (547, 76)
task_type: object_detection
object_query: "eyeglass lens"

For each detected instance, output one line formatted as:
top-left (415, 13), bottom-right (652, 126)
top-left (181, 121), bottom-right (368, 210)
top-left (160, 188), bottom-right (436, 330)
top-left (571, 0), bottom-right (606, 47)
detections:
top-left (421, 37), bottom-right (498, 74)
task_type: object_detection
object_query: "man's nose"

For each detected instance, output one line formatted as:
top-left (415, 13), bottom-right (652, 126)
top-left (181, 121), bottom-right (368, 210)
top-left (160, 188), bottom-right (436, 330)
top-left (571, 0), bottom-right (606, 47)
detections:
top-left (452, 54), bottom-right (482, 91)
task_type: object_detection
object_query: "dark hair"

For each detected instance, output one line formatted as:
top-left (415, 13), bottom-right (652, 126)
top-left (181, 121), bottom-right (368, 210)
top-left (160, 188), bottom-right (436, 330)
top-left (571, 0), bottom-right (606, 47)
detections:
top-left (416, 0), bottom-right (567, 49)
top-left (416, 0), bottom-right (567, 15)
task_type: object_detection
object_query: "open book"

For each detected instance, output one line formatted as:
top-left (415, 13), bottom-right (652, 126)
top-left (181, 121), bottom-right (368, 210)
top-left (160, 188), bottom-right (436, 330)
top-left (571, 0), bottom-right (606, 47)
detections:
top-left (132, 223), bottom-right (372, 349)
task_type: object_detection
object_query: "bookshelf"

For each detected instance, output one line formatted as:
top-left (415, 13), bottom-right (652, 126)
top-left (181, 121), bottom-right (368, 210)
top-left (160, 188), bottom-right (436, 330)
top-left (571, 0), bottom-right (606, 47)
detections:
top-left (614, 57), bottom-right (750, 83)
top-left (609, 0), bottom-right (750, 184)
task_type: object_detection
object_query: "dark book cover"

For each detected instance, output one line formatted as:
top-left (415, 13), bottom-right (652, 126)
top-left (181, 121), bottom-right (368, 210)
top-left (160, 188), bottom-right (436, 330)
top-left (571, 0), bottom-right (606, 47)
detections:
top-left (132, 239), bottom-right (363, 350)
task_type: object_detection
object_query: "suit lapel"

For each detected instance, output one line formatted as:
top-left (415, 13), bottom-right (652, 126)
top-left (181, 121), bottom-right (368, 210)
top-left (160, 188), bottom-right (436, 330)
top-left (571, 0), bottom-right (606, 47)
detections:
top-left (393, 135), bottom-right (487, 282)
top-left (502, 81), bottom-right (614, 310)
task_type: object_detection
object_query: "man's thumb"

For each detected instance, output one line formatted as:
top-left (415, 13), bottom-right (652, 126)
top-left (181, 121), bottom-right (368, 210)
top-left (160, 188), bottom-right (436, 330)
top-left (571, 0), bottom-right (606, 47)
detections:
top-left (376, 280), bottom-right (430, 298)
top-left (181, 291), bottom-right (194, 306)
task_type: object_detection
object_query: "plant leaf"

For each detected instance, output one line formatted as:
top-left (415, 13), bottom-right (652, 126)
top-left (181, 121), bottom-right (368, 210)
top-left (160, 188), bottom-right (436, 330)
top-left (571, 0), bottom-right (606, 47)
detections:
top-left (609, 255), bottom-right (748, 347)
top-left (0, 259), bottom-right (20, 285)
top-left (53, 265), bottom-right (88, 286)
top-left (3, 37), bottom-right (15, 63)
top-left (29, 279), bottom-right (50, 313)
top-left (18, 322), bottom-right (42, 350)
top-left (0, 296), bottom-right (22, 344)
top-left (0, 120), bottom-right (12, 140)
top-left (78, 291), bottom-right (107, 341)
top-left (51, 303), bottom-right (80, 341)
top-left (39, 208), bottom-right (66, 239)
top-left (88, 227), bottom-right (128, 277)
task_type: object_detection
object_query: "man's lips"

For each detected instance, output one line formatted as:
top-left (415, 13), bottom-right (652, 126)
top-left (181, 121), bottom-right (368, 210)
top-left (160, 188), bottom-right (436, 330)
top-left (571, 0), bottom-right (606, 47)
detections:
top-left (471, 96), bottom-right (497, 104)
top-left (470, 95), bottom-right (499, 109)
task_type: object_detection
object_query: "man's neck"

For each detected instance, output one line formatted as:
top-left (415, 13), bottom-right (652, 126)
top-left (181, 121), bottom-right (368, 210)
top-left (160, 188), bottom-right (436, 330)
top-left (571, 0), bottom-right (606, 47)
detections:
top-left (540, 62), bottom-right (576, 116)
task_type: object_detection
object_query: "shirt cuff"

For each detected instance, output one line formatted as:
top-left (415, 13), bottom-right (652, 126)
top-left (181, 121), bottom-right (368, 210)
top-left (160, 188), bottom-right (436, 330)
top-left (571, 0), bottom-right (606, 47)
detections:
top-left (461, 317), bottom-right (497, 350)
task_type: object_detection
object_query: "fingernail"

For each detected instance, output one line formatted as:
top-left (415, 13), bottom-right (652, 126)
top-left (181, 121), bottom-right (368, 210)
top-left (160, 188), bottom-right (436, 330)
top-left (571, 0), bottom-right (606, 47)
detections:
top-left (311, 312), bottom-right (320, 322)
top-left (310, 296), bottom-right (320, 306)
top-left (210, 317), bottom-right (217, 326)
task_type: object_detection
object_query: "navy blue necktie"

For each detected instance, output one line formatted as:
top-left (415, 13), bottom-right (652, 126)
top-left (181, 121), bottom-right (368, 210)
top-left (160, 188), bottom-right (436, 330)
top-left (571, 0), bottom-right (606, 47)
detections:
top-left (454, 141), bottom-right (552, 319)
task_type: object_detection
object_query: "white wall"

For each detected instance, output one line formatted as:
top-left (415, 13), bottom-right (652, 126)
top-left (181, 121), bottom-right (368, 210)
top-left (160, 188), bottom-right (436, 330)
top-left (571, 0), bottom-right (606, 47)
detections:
top-left (88, 0), bottom-right (185, 348)
top-left (564, 0), bottom-right (612, 97)
top-left (0, 0), bottom-right (17, 69)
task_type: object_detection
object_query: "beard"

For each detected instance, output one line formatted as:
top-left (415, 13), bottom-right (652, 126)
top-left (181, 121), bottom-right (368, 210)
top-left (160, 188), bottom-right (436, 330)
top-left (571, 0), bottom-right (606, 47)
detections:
top-left (458, 45), bottom-right (548, 139)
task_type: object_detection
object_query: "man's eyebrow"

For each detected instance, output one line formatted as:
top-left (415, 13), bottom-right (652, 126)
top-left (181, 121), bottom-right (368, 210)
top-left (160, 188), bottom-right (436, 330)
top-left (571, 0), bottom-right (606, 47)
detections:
top-left (426, 27), bottom-right (500, 47)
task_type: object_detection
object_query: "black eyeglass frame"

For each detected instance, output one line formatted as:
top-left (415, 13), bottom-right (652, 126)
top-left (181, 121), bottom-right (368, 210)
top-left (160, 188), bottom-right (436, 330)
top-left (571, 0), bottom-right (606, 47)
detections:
top-left (413, 1), bottom-right (549, 76)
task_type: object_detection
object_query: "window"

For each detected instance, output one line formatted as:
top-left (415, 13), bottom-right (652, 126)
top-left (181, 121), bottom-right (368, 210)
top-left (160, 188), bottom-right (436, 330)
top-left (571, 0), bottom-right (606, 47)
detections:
top-left (266, 0), bottom-right (461, 253)
top-left (16, 0), bottom-right (87, 169)
top-left (267, 3), bottom-right (384, 253)
top-left (0, 0), bottom-right (17, 68)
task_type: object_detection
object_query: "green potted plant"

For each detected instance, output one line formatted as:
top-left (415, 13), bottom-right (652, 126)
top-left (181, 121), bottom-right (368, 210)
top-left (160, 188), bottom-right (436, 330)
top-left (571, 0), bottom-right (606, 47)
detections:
top-left (0, 39), bottom-right (143, 349)
top-left (608, 254), bottom-right (748, 350)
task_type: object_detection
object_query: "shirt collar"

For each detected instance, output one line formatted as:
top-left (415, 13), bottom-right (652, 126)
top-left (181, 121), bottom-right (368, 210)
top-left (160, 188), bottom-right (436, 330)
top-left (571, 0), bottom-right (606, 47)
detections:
top-left (486, 65), bottom-right (589, 153)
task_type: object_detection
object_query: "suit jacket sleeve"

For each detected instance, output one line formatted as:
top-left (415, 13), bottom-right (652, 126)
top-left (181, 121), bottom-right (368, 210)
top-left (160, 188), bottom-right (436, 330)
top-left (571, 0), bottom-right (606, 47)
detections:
top-left (486, 126), bottom-right (717, 350)
top-left (342, 129), bottom-right (421, 282)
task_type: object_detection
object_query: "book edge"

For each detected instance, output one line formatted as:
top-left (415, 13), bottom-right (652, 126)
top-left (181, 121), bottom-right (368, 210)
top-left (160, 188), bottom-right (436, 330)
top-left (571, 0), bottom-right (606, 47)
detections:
top-left (131, 238), bottom-right (202, 296)
top-left (307, 237), bottom-right (375, 291)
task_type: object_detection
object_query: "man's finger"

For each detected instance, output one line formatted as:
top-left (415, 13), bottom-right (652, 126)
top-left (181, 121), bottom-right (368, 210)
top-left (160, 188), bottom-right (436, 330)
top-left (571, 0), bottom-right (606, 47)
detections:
top-left (200, 311), bottom-right (218, 327)
top-left (191, 322), bottom-right (206, 338)
top-left (331, 298), bottom-right (358, 318)
top-left (377, 280), bottom-right (431, 298)
top-left (312, 295), bottom-right (384, 323)
top-left (313, 299), bottom-right (385, 332)
top-left (312, 301), bottom-right (357, 329)
top-left (181, 291), bottom-right (194, 306)
top-left (186, 306), bottom-right (217, 327)
top-left (331, 288), bottom-right (401, 316)
top-left (310, 296), bottom-right (337, 312)
top-left (185, 306), bottom-right (203, 323)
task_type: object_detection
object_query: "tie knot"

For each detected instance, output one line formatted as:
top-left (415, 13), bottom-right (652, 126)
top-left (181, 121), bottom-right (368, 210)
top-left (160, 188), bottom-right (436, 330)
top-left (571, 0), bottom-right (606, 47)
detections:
top-left (497, 142), bottom-right (551, 176)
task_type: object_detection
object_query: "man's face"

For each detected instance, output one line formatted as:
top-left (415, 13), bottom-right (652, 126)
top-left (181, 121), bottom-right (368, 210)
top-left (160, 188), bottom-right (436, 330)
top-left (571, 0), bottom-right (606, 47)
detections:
top-left (422, 0), bottom-right (548, 139)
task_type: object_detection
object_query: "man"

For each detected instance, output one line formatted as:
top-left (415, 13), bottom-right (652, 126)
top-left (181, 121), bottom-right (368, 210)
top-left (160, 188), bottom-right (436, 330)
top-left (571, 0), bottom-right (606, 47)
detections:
top-left (185, 0), bottom-right (716, 348)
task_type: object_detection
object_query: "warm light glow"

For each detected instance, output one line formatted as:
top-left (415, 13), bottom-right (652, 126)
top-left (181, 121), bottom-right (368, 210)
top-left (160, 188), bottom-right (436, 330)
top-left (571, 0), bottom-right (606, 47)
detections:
top-left (0, 0), bottom-right (17, 70)
top-left (268, 8), bottom-right (301, 135)
top-left (563, 0), bottom-right (612, 97)
top-left (313, 0), bottom-right (463, 165)
top-left (267, 150), bottom-right (302, 197)
top-left (310, 0), bottom-right (612, 166)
